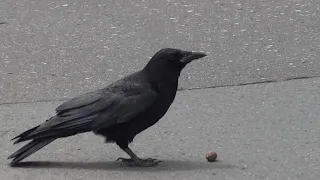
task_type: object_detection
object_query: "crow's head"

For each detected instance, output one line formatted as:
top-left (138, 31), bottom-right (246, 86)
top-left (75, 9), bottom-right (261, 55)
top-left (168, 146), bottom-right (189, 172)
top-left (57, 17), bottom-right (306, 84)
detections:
top-left (144, 48), bottom-right (206, 78)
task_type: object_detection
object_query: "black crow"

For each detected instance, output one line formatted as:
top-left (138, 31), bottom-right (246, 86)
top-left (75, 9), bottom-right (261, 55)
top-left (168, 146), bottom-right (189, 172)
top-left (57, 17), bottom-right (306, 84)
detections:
top-left (8, 48), bottom-right (206, 167)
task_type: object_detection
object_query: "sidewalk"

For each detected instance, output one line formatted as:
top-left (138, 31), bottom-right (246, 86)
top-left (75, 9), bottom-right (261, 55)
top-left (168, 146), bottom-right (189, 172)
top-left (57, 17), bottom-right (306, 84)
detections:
top-left (1, 77), bottom-right (319, 180)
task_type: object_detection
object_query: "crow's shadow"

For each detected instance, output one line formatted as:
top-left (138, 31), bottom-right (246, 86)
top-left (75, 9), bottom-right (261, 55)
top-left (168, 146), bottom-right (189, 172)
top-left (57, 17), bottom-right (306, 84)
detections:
top-left (10, 159), bottom-right (238, 172)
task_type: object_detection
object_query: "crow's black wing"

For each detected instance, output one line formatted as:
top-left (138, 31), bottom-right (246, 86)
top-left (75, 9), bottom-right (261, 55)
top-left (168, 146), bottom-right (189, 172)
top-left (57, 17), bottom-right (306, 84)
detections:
top-left (13, 78), bottom-right (159, 143)
top-left (55, 89), bottom-right (103, 113)
top-left (12, 89), bottom-right (115, 143)
top-left (91, 80), bottom-right (159, 130)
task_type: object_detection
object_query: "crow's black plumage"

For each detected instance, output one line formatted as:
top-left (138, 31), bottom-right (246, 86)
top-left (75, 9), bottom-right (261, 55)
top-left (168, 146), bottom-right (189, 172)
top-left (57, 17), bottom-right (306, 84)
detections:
top-left (8, 48), bottom-right (206, 167)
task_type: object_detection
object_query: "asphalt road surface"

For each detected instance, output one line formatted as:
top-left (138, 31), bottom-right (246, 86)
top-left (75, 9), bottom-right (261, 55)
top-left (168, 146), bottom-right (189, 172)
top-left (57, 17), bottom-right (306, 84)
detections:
top-left (1, 0), bottom-right (319, 180)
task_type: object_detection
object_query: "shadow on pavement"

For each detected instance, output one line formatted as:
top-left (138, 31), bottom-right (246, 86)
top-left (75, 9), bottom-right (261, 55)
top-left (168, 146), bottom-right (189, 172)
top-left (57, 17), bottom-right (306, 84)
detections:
top-left (10, 159), bottom-right (238, 172)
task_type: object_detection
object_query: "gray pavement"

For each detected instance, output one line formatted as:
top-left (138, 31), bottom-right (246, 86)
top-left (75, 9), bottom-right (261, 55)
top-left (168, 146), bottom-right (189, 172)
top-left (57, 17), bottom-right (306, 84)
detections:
top-left (1, 78), bottom-right (320, 180)
top-left (1, 0), bottom-right (320, 104)
top-left (1, 0), bottom-right (320, 180)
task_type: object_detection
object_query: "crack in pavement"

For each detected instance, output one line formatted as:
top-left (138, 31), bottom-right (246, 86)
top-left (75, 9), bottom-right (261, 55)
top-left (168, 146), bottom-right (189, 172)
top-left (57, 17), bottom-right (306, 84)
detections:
top-left (1, 76), bottom-right (319, 106)
top-left (178, 75), bottom-right (320, 91)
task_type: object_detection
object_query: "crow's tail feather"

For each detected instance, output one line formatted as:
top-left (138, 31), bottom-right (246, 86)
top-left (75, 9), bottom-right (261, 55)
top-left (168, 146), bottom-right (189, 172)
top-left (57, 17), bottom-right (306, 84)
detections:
top-left (8, 138), bottom-right (56, 166)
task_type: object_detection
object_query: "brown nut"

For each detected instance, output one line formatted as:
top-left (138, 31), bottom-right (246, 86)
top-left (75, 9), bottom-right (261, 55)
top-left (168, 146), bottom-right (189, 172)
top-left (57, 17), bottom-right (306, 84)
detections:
top-left (206, 151), bottom-right (217, 162)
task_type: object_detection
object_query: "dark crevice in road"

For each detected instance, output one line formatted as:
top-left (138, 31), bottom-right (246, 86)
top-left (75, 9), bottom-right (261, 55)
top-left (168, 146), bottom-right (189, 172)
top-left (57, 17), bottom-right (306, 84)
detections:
top-left (0, 98), bottom-right (68, 106)
top-left (179, 75), bottom-right (320, 91)
top-left (1, 76), bottom-right (319, 106)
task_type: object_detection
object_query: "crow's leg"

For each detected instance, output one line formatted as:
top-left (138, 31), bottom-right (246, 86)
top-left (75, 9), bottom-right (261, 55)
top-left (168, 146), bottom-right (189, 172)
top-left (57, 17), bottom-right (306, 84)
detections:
top-left (117, 147), bottom-right (161, 167)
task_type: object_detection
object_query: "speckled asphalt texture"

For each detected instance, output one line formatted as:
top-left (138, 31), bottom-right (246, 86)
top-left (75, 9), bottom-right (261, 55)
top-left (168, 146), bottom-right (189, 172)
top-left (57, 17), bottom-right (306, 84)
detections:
top-left (0, 0), bottom-right (320, 180)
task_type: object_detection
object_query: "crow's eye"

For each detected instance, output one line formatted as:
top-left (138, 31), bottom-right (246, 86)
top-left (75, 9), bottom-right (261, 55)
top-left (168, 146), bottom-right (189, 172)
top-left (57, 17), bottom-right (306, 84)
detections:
top-left (164, 51), bottom-right (182, 63)
top-left (168, 52), bottom-right (181, 61)
top-left (173, 51), bottom-right (181, 57)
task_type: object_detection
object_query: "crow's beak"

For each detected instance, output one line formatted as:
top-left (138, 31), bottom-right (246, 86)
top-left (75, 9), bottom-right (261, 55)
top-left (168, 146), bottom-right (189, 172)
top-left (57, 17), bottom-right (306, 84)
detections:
top-left (180, 51), bottom-right (207, 63)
